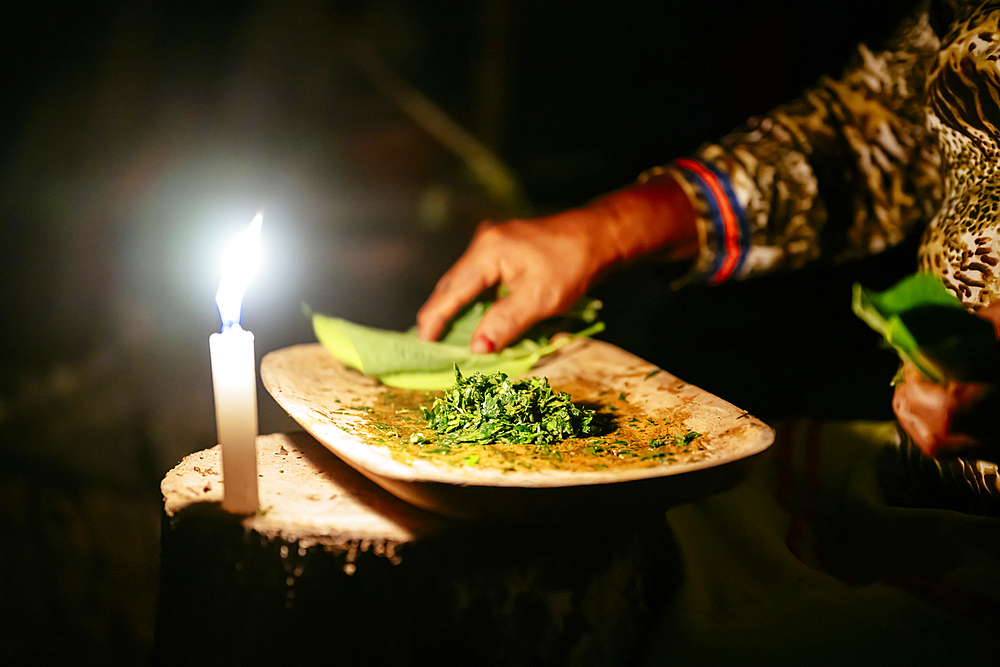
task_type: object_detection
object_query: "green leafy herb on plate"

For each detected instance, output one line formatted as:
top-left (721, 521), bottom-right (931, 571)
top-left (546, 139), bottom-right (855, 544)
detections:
top-left (421, 366), bottom-right (597, 448)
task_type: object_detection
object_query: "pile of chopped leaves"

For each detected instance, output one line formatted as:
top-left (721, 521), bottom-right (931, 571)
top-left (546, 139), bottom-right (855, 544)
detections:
top-left (418, 367), bottom-right (597, 449)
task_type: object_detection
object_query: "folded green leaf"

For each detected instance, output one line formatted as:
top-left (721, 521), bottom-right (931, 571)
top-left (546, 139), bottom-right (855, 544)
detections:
top-left (434, 299), bottom-right (490, 347)
top-left (312, 297), bottom-right (604, 389)
top-left (852, 273), bottom-right (999, 383)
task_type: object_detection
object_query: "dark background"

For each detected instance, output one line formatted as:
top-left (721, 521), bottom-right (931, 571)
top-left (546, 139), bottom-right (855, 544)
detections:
top-left (0, 0), bottom-right (919, 662)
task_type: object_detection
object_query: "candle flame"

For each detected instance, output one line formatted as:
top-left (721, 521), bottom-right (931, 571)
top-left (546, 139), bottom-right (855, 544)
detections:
top-left (216, 212), bottom-right (263, 331)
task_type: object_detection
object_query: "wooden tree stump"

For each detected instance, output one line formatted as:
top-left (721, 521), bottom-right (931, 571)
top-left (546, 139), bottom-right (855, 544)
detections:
top-left (154, 431), bottom-right (682, 666)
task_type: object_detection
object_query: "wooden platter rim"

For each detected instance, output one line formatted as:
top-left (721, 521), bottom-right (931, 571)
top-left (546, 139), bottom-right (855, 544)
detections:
top-left (260, 340), bottom-right (775, 490)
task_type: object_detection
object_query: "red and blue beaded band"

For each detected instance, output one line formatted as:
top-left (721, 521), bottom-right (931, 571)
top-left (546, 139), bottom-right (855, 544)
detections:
top-left (675, 157), bottom-right (751, 285)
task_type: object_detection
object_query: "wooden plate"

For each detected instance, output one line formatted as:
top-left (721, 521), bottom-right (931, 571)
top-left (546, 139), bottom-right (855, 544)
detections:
top-left (260, 340), bottom-right (774, 520)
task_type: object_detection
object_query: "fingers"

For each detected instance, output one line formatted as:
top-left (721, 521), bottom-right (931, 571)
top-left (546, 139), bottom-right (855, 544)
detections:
top-left (417, 262), bottom-right (496, 342)
top-left (417, 213), bottom-right (601, 349)
top-left (416, 221), bottom-right (510, 342)
top-left (892, 363), bottom-right (982, 457)
top-left (894, 305), bottom-right (1000, 457)
top-left (470, 284), bottom-right (579, 353)
top-left (893, 373), bottom-right (943, 456)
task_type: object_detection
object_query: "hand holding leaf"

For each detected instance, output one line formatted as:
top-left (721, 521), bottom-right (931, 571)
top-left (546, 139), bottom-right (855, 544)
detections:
top-left (311, 296), bottom-right (604, 390)
top-left (852, 273), bottom-right (999, 383)
top-left (853, 273), bottom-right (1000, 457)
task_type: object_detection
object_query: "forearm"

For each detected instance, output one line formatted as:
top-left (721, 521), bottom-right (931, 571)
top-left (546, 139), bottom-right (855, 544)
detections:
top-left (582, 172), bottom-right (700, 269)
top-left (415, 174), bottom-right (700, 349)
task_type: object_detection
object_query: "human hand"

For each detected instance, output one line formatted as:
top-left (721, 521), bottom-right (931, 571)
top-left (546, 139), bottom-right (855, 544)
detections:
top-left (892, 301), bottom-right (1000, 457)
top-left (416, 176), bottom-right (699, 352)
top-left (416, 209), bottom-right (614, 353)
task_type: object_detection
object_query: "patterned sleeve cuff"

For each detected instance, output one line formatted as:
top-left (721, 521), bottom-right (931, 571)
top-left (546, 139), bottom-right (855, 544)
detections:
top-left (639, 158), bottom-right (752, 286)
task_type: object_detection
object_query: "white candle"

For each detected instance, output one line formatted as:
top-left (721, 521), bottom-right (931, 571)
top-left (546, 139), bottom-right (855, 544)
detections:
top-left (210, 212), bottom-right (263, 514)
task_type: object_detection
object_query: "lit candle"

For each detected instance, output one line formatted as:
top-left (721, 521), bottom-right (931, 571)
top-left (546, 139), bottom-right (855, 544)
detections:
top-left (210, 212), bottom-right (262, 513)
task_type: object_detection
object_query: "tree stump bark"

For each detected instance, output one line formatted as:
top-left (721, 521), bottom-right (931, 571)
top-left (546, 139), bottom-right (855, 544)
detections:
top-left (154, 431), bottom-right (681, 666)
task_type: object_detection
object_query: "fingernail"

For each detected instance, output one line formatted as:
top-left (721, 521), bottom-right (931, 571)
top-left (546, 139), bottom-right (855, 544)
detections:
top-left (471, 336), bottom-right (496, 354)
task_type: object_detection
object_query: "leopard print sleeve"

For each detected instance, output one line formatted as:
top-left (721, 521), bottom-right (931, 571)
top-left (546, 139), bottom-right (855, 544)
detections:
top-left (643, 3), bottom-right (945, 286)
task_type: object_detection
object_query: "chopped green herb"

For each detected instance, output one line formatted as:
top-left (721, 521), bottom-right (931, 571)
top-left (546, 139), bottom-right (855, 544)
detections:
top-left (347, 368), bottom-right (713, 473)
top-left (422, 367), bottom-right (597, 448)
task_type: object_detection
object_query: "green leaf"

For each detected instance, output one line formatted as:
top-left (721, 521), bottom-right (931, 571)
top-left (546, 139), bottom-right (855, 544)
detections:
top-left (314, 314), bottom-right (471, 378)
top-left (313, 297), bottom-right (604, 389)
top-left (852, 273), bottom-right (999, 383)
top-left (429, 299), bottom-right (490, 347)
